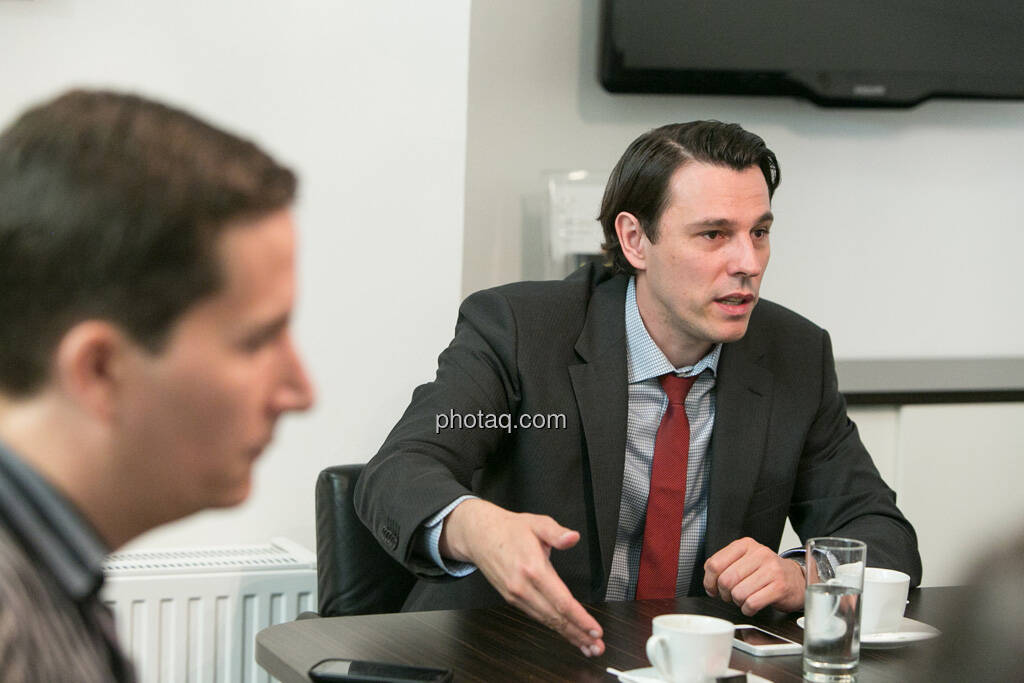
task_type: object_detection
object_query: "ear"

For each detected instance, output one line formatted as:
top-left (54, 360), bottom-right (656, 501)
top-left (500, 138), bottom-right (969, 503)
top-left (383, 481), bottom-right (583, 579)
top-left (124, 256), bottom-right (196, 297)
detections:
top-left (52, 321), bottom-right (133, 423)
top-left (614, 211), bottom-right (649, 272)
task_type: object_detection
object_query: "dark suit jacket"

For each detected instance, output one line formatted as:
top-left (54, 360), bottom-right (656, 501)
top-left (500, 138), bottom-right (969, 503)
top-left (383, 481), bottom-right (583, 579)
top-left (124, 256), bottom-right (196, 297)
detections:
top-left (354, 264), bottom-right (921, 611)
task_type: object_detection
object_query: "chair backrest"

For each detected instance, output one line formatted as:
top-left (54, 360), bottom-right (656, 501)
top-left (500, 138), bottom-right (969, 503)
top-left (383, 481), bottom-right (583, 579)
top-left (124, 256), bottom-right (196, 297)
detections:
top-left (315, 464), bottom-right (416, 616)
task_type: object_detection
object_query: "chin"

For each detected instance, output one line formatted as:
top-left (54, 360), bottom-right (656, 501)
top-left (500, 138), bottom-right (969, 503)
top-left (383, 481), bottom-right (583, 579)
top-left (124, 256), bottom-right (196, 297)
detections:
top-left (209, 479), bottom-right (253, 509)
top-left (714, 323), bottom-right (751, 344)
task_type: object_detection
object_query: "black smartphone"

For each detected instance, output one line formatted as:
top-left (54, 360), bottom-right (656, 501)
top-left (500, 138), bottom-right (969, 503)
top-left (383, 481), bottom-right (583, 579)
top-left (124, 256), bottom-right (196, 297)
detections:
top-left (309, 658), bottom-right (454, 683)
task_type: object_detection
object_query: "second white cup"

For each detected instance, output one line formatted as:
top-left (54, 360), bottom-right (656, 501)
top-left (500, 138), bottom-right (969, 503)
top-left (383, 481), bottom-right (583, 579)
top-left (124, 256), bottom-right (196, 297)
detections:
top-left (646, 614), bottom-right (733, 683)
top-left (860, 567), bottom-right (910, 634)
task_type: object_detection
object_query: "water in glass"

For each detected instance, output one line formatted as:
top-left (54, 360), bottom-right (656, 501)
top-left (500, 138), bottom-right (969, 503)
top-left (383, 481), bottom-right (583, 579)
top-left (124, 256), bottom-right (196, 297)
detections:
top-left (803, 581), bottom-right (862, 682)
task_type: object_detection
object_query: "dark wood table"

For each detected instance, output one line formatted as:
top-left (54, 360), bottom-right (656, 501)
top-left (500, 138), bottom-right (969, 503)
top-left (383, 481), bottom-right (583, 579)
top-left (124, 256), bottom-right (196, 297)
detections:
top-left (257, 587), bottom-right (957, 682)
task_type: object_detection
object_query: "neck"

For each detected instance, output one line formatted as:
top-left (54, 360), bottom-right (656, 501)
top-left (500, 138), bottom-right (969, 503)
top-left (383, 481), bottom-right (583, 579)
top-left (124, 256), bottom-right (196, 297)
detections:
top-left (634, 274), bottom-right (712, 368)
top-left (0, 395), bottom-right (161, 550)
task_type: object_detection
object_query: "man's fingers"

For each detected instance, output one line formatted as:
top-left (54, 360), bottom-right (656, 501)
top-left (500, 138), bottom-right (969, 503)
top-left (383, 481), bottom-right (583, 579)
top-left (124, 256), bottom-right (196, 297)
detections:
top-left (532, 515), bottom-right (580, 551)
top-left (551, 530), bottom-right (580, 551)
top-left (467, 510), bottom-right (604, 655)
top-left (705, 538), bottom-right (756, 576)
top-left (749, 558), bottom-right (806, 613)
top-left (740, 582), bottom-right (782, 616)
top-left (533, 562), bottom-right (603, 640)
top-left (705, 538), bottom-right (788, 611)
top-left (703, 564), bottom-right (721, 595)
top-left (552, 589), bottom-right (603, 642)
top-left (505, 570), bottom-right (604, 654)
top-left (703, 537), bottom-right (754, 594)
top-left (729, 568), bottom-right (774, 614)
top-left (715, 547), bottom-right (772, 594)
top-left (726, 555), bottom-right (806, 615)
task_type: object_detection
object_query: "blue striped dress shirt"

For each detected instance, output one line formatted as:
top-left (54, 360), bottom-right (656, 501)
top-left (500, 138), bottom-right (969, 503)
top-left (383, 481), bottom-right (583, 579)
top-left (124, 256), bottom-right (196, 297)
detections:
top-left (604, 276), bottom-right (721, 601)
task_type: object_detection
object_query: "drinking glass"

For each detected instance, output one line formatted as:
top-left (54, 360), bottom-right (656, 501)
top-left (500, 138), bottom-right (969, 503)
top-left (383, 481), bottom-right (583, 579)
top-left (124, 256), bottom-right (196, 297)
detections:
top-left (802, 537), bottom-right (866, 682)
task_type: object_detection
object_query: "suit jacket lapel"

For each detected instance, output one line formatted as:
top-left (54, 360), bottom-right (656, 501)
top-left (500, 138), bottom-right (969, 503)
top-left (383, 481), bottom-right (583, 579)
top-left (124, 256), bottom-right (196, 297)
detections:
top-left (568, 273), bottom-right (629, 585)
top-left (703, 336), bottom-right (773, 561)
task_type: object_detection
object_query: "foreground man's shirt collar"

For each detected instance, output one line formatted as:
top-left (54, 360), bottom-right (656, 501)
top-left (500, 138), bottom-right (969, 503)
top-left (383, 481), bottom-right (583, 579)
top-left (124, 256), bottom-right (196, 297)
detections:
top-left (625, 275), bottom-right (721, 384)
top-left (0, 439), bottom-right (109, 601)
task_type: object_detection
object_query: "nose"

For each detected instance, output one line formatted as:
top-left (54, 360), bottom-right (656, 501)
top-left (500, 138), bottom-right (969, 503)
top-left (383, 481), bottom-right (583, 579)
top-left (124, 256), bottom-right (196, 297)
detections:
top-left (273, 333), bottom-right (315, 414)
top-left (728, 233), bottom-right (767, 279)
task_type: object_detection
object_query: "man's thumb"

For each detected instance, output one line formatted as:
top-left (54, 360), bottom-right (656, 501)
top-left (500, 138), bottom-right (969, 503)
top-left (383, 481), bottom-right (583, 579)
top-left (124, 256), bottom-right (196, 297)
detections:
top-left (535, 517), bottom-right (580, 550)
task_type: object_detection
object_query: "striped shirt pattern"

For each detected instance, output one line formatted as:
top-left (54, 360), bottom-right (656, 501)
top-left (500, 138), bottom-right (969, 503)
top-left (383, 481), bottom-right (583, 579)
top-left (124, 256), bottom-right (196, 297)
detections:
top-left (604, 277), bottom-right (721, 601)
top-left (0, 441), bottom-right (135, 683)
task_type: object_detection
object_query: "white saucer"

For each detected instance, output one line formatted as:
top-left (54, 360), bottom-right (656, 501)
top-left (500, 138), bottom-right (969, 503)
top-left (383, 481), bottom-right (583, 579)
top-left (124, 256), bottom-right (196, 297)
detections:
top-left (795, 616), bottom-right (940, 648)
top-left (613, 666), bottom-right (772, 682)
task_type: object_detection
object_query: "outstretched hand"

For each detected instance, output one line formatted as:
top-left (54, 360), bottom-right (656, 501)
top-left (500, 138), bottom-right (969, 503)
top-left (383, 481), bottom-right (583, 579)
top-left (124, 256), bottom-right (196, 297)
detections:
top-left (440, 499), bottom-right (605, 657)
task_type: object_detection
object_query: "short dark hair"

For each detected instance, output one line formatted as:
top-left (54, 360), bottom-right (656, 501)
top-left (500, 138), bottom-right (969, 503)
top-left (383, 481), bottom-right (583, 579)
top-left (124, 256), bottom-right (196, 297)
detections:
top-left (0, 89), bottom-right (297, 396)
top-left (597, 121), bottom-right (780, 275)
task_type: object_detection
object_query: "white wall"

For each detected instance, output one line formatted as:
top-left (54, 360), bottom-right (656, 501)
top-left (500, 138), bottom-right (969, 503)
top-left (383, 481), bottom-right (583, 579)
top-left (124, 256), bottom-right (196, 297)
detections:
top-left (0, 0), bottom-right (471, 553)
top-left (895, 402), bottom-right (1024, 585)
top-left (463, 1), bottom-right (1024, 361)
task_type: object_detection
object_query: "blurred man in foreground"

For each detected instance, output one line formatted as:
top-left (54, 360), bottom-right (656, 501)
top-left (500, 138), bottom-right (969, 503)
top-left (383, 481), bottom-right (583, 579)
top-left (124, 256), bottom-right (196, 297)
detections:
top-left (0, 90), bottom-right (314, 682)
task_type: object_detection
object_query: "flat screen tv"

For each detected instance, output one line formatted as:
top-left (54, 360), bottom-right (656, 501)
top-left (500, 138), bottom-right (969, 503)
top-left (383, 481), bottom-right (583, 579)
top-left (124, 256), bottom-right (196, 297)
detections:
top-left (599, 1), bottom-right (1024, 108)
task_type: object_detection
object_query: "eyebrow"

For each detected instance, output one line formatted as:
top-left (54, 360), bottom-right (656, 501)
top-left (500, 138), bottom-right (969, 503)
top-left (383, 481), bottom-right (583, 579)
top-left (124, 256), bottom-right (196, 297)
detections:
top-left (687, 211), bottom-right (774, 229)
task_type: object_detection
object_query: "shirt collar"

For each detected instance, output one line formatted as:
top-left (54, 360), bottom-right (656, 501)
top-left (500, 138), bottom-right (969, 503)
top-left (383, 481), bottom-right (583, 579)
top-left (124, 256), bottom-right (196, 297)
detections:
top-left (0, 440), bottom-right (109, 601)
top-left (625, 276), bottom-right (721, 384)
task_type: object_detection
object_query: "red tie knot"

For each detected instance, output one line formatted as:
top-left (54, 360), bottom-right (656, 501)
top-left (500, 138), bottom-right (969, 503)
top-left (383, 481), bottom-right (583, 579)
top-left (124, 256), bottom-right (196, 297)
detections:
top-left (660, 373), bottom-right (697, 405)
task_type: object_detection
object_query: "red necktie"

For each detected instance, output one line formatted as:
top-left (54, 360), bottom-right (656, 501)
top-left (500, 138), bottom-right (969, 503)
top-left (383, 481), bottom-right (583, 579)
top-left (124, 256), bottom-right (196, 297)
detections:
top-left (636, 373), bottom-right (697, 599)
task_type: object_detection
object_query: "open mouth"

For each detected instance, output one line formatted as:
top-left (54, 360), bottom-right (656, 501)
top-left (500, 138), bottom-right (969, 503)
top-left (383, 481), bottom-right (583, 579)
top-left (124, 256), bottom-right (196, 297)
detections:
top-left (715, 293), bottom-right (755, 306)
top-left (714, 293), bottom-right (756, 314)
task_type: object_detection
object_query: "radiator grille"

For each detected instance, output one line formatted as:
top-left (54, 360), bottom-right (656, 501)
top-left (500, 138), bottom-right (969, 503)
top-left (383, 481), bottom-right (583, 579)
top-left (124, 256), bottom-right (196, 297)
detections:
top-left (102, 537), bottom-right (316, 683)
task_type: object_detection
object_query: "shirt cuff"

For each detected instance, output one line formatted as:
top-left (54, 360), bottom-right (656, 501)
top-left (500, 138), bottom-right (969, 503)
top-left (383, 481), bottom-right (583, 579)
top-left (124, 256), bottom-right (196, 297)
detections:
top-left (416, 494), bottom-right (479, 577)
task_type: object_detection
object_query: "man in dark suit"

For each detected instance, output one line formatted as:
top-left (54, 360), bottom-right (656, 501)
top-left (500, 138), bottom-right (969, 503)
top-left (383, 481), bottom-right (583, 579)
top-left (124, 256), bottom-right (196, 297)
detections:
top-left (355, 121), bottom-right (920, 658)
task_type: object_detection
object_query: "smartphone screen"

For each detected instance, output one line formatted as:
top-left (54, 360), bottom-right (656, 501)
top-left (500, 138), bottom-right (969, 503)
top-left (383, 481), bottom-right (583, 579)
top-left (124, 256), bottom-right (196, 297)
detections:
top-left (734, 626), bottom-right (796, 646)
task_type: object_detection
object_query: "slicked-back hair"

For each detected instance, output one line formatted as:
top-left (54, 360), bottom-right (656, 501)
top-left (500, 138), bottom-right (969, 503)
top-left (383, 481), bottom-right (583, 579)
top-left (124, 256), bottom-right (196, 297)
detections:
top-left (597, 121), bottom-right (780, 275)
top-left (0, 89), bottom-right (297, 396)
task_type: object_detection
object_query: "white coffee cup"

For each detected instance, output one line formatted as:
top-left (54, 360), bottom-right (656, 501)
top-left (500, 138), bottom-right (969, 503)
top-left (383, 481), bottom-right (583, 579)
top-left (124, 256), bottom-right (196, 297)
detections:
top-left (646, 614), bottom-right (733, 683)
top-left (860, 567), bottom-right (910, 634)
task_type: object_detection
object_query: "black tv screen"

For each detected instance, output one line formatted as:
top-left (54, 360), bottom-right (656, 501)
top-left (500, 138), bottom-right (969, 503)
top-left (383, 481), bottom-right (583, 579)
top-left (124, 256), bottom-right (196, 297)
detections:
top-left (600, 1), bottom-right (1024, 107)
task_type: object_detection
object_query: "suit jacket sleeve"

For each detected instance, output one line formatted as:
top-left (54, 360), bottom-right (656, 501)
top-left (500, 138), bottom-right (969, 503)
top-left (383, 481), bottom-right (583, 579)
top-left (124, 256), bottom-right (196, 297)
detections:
top-left (788, 330), bottom-right (923, 586)
top-left (353, 288), bottom-right (521, 574)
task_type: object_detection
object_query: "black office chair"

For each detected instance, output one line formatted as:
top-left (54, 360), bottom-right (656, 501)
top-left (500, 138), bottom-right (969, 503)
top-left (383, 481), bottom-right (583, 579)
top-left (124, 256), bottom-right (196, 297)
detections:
top-left (315, 464), bottom-right (417, 616)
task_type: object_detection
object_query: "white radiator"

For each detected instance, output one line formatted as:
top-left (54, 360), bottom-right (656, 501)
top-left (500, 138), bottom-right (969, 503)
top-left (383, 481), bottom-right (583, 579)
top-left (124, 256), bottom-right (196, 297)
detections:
top-left (101, 537), bottom-right (316, 683)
